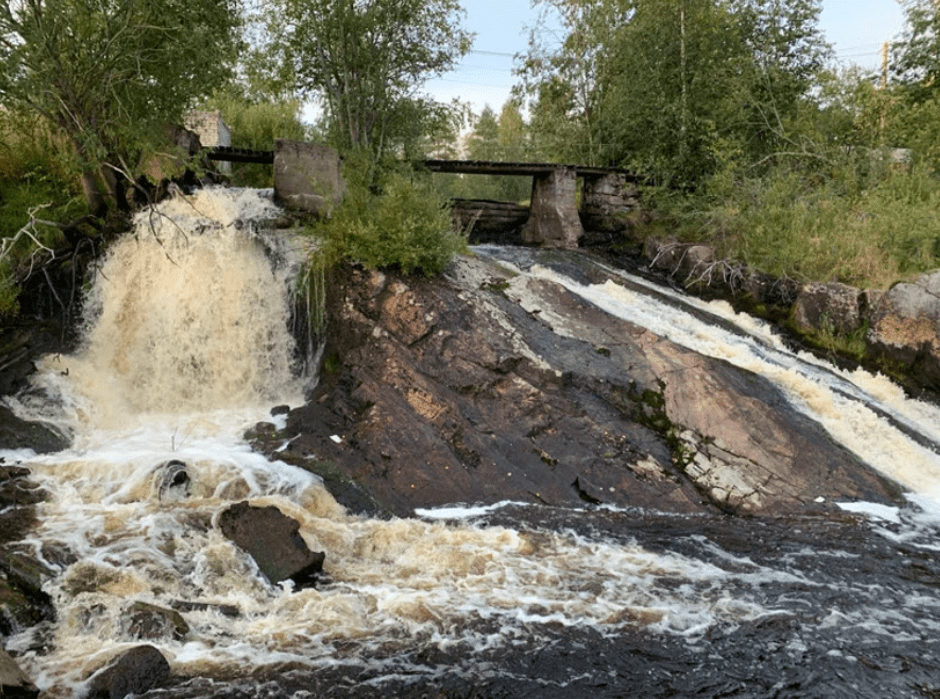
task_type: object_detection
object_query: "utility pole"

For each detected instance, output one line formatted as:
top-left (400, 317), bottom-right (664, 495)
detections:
top-left (880, 41), bottom-right (889, 145)
top-left (882, 41), bottom-right (889, 90)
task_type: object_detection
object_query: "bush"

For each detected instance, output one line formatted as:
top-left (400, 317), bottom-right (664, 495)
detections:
top-left (314, 162), bottom-right (466, 276)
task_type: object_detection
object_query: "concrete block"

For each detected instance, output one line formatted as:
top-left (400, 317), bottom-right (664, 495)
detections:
top-left (521, 167), bottom-right (582, 249)
top-left (274, 139), bottom-right (345, 217)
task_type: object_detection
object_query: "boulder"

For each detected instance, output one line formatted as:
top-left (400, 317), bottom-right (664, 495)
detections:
top-left (0, 648), bottom-right (38, 698)
top-left (218, 502), bottom-right (325, 587)
top-left (867, 270), bottom-right (940, 392)
top-left (792, 282), bottom-right (862, 336)
top-left (85, 645), bottom-right (170, 699)
top-left (642, 238), bottom-right (798, 313)
top-left (644, 239), bottom-right (716, 284)
top-left (123, 601), bottom-right (189, 642)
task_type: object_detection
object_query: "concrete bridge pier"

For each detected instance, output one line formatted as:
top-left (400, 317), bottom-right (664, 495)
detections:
top-left (521, 166), bottom-right (583, 250)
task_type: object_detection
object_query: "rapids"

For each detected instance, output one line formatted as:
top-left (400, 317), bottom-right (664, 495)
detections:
top-left (3, 188), bottom-right (940, 697)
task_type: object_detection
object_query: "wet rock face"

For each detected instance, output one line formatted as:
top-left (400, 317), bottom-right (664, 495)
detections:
top-left (123, 601), bottom-right (189, 642)
top-left (0, 467), bottom-right (54, 636)
top-left (0, 406), bottom-right (69, 454)
top-left (271, 252), bottom-right (900, 518)
top-left (867, 270), bottom-right (940, 392)
top-left (85, 645), bottom-right (170, 699)
top-left (218, 502), bottom-right (325, 587)
top-left (0, 648), bottom-right (38, 698)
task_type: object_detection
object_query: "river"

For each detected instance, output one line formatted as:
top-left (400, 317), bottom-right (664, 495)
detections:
top-left (3, 188), bottom-right (940, 698)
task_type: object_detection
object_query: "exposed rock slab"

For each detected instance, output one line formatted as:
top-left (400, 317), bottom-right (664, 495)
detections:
top-left (270, 251), bottom-right (900, 518)
top-left (218, 502), bottom-right (324, 587)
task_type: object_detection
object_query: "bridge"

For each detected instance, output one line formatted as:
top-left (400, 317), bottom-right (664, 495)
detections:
top-left (421, 159), bottom-right (637, 249)
top-left (207, 145), bottom-right (638, 249)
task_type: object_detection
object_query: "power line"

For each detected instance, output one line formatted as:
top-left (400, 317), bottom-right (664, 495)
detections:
top-left (435, 77), bottom-right (516, 88)
top-left (469, 49), bottom-right (516, 58)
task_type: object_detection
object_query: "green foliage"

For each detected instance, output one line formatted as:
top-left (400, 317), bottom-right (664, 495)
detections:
top-left (201, 90), bottom-right (311, 187)
top-left (313, 159), bottom-right (465, 276)
top-left (658, 157), bottom-right (940, 290)
top-left (260, 0), bottom-right (471, 164)
top-left (521, 0), bottom-right (830, 187)
top-left (0, 0), bottom-right (241, 213)
top-left (891, 0), bottom-right (940, 103)
top-left (0, 110), bottom-right (85, 318)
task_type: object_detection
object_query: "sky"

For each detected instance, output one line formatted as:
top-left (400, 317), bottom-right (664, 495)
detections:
top-left (425, 0), bottom-right (909, 116)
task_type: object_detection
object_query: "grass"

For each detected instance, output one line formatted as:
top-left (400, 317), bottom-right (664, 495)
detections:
top-left (0, 116), bottom-right (86, 318)
top-left (655, 162), bottom-right (940, 291)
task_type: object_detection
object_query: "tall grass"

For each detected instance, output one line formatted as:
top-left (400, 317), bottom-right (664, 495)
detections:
top-left (0, 113), bottom-right (85, 317)
top-left (660, 160), bottom-right (940, 290)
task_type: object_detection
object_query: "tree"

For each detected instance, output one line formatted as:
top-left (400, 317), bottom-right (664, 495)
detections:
top-left (519, 0), bottom-right (830, 187)
top-left (498, 100), bottom-right (529, 162)
top-left (892, 0), bottom-right (940, 102)
top-left (467, 106), bottom-right (501, 161)
top-left (735, 0), bottom-right (831, 163)
top-left (0, 0), bottom-right (241, 216)
top-left (518, 0), bottom-right (618, 164)
top-left (262, 0), bottom-right (471, 165)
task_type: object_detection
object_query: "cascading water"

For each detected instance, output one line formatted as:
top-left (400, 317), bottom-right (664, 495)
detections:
top-left (4, 188), bottom-right (940, 697)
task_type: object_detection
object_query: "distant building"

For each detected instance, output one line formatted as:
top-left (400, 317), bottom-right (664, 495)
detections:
top-left (184, 110), bottom-right (232, 174)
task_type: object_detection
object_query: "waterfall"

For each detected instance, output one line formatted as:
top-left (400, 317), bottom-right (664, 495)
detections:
top-left (3, 189), bottom-right (940, 698)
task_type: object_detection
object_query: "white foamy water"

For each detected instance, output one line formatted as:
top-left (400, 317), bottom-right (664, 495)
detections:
top-left (482, 255), bottom-right (940, 506)
top-left (2, 191), bottom-right (808, 695)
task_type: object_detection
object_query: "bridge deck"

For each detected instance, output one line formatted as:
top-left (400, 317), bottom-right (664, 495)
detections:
top-left (206, 147), bottom-right (274, 164)
top-left (422, 159), bottom-right (634, 179)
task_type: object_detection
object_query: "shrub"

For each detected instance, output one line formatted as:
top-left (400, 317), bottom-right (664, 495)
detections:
top-left (314, 162), bottom-right (465, 276)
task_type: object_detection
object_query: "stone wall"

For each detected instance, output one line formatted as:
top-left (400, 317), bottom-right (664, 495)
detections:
top-left (184, 111), bottom-right (231, 174)
top-left (451, 199), bottom-right (529, 245)
top-left (580, 173), bottom-right (639, 244)
top-left (521, 167), bottom-right (583, 249)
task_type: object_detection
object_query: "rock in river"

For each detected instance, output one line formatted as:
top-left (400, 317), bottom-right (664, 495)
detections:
top-left (218, 501), bottom-right (325, 587)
